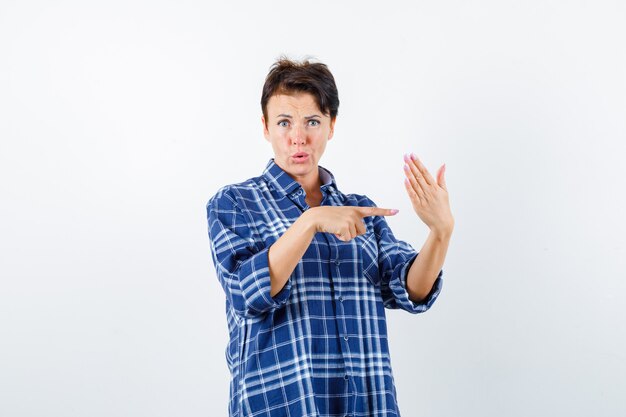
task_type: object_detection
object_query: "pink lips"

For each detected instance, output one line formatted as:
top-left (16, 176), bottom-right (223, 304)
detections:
top-left (291, 152), bottom-right (309, 163)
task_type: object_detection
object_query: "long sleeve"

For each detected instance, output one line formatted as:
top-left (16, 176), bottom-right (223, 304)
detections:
top-left (207, 189), bottom-right (291, 319)
top-left (366, 197), bottom-right (443, 313)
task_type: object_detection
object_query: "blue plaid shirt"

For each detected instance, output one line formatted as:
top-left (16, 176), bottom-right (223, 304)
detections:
top-left (206, 159), bottom-right (443, 417)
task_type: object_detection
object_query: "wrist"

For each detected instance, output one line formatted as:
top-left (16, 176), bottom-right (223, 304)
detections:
top-left (429, 222), bottom-right (454, 240)
top-left (300, 207), bottom-right (320, 235)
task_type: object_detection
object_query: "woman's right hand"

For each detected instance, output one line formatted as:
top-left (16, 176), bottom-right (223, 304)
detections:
top-left (304, 206), bottom-right (399, 242)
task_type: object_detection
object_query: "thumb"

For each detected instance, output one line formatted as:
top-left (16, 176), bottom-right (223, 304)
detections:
top-left (437, 164), bottom-right (447, 190)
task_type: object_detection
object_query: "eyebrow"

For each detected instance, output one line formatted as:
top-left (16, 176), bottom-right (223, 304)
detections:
top-left (276, 114), bottom-right (322, 119)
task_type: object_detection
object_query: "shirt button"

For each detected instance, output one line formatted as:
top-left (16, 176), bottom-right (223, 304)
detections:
top-left (344, 336), bottom-right (349, 341)
top-left (335, 259), bottom-right (341, 265)
top-left (344, 374), bottom-right (350, 380)
top-left (338, 296), bottom-right (344, 302)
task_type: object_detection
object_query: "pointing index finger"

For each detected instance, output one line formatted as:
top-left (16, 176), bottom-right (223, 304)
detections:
top-left (357, 207), bottom-right (399, 217)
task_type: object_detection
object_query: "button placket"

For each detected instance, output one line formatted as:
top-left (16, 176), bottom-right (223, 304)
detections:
top-left (327, 232), bottom-right (354, 401)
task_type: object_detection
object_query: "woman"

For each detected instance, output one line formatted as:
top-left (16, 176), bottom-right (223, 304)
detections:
top-left (207, 58), bottom-right (454, 417)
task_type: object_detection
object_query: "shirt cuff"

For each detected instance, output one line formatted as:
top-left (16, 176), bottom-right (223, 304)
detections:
top-left (387, 254), bottom-right (443, 314)
top-left (238, 247), bottom-right (292, 315)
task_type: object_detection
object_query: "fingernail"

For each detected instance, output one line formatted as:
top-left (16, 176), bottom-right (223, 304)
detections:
top-left (403, 164), bottom-right (410, 171)
top-left (411, 152), bottom-right (417, 160)
top-left (390, 209), bottom-right (399, 215)
top-left (403, 154), bottom-right (409, 162)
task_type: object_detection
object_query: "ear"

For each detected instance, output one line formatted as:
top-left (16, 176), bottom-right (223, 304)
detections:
top-left (328, 117), bottom-right (337, 141)
top-left (261, 115), bottom-right (270, 141)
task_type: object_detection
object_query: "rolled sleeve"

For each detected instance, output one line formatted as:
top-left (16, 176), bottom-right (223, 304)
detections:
top-left (237, 246), bottom-right (292, 312)
top-left (387, 254), bottom-right (443, 313)
top-left (364, 196), bottom-right (443, 313)
top-left (207, 189), bottom-right (291, 318)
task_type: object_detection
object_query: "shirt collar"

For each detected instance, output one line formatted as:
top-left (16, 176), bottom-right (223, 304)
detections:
top-left (262, 158), bottom-right (338, 197)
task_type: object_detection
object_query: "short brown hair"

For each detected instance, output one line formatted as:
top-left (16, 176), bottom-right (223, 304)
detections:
top-left (261, 57), bottom-right (339, 124)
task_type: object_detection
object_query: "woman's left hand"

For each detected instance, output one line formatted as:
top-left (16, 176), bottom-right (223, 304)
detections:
top-left (403, 153), bottom-right (454, 236)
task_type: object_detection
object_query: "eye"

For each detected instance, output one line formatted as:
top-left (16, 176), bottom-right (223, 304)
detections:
top-left (278, 120), bottom-right (289, 128)
top-left (308, 119), bottom-right (320, 127)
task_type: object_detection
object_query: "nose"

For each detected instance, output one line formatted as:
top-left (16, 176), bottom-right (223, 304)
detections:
top-left (290, 125), bottom-right (305, 145)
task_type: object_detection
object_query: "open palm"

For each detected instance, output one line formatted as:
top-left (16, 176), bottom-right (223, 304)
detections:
top-left (403, 153), bottom-right (454, 235)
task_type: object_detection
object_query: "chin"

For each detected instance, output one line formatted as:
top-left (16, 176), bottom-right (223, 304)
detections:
top-left (288, 163), bottom-right (315, 178)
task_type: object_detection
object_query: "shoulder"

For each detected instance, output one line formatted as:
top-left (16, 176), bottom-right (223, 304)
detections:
top-left (206, 174), bottom-right (266, 211)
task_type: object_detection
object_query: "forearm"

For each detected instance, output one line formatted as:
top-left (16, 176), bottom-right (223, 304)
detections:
top-left (406, 229), bottom-right (452, 302)
top-left (268, 211), bottom-right (317, 297)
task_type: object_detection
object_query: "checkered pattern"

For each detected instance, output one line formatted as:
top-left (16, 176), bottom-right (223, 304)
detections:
top-left (207, 159), bottom-right (443, 417)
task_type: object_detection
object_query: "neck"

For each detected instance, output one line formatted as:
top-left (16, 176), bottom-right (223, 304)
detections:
top-left (273, 159), bottom-right (324, 198)
top-left (294, 170), bottom-right (322, 197)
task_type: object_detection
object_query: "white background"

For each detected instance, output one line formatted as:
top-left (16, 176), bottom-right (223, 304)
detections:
top-left (1, 1), bottom-right (625, 416)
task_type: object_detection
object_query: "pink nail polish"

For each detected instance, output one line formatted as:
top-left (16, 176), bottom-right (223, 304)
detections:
top-left (411, 153), bottom-right (417, 160)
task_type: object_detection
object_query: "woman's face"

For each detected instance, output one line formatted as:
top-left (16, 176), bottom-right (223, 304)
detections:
top-left (262, 92), bottom-right (335, 183)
